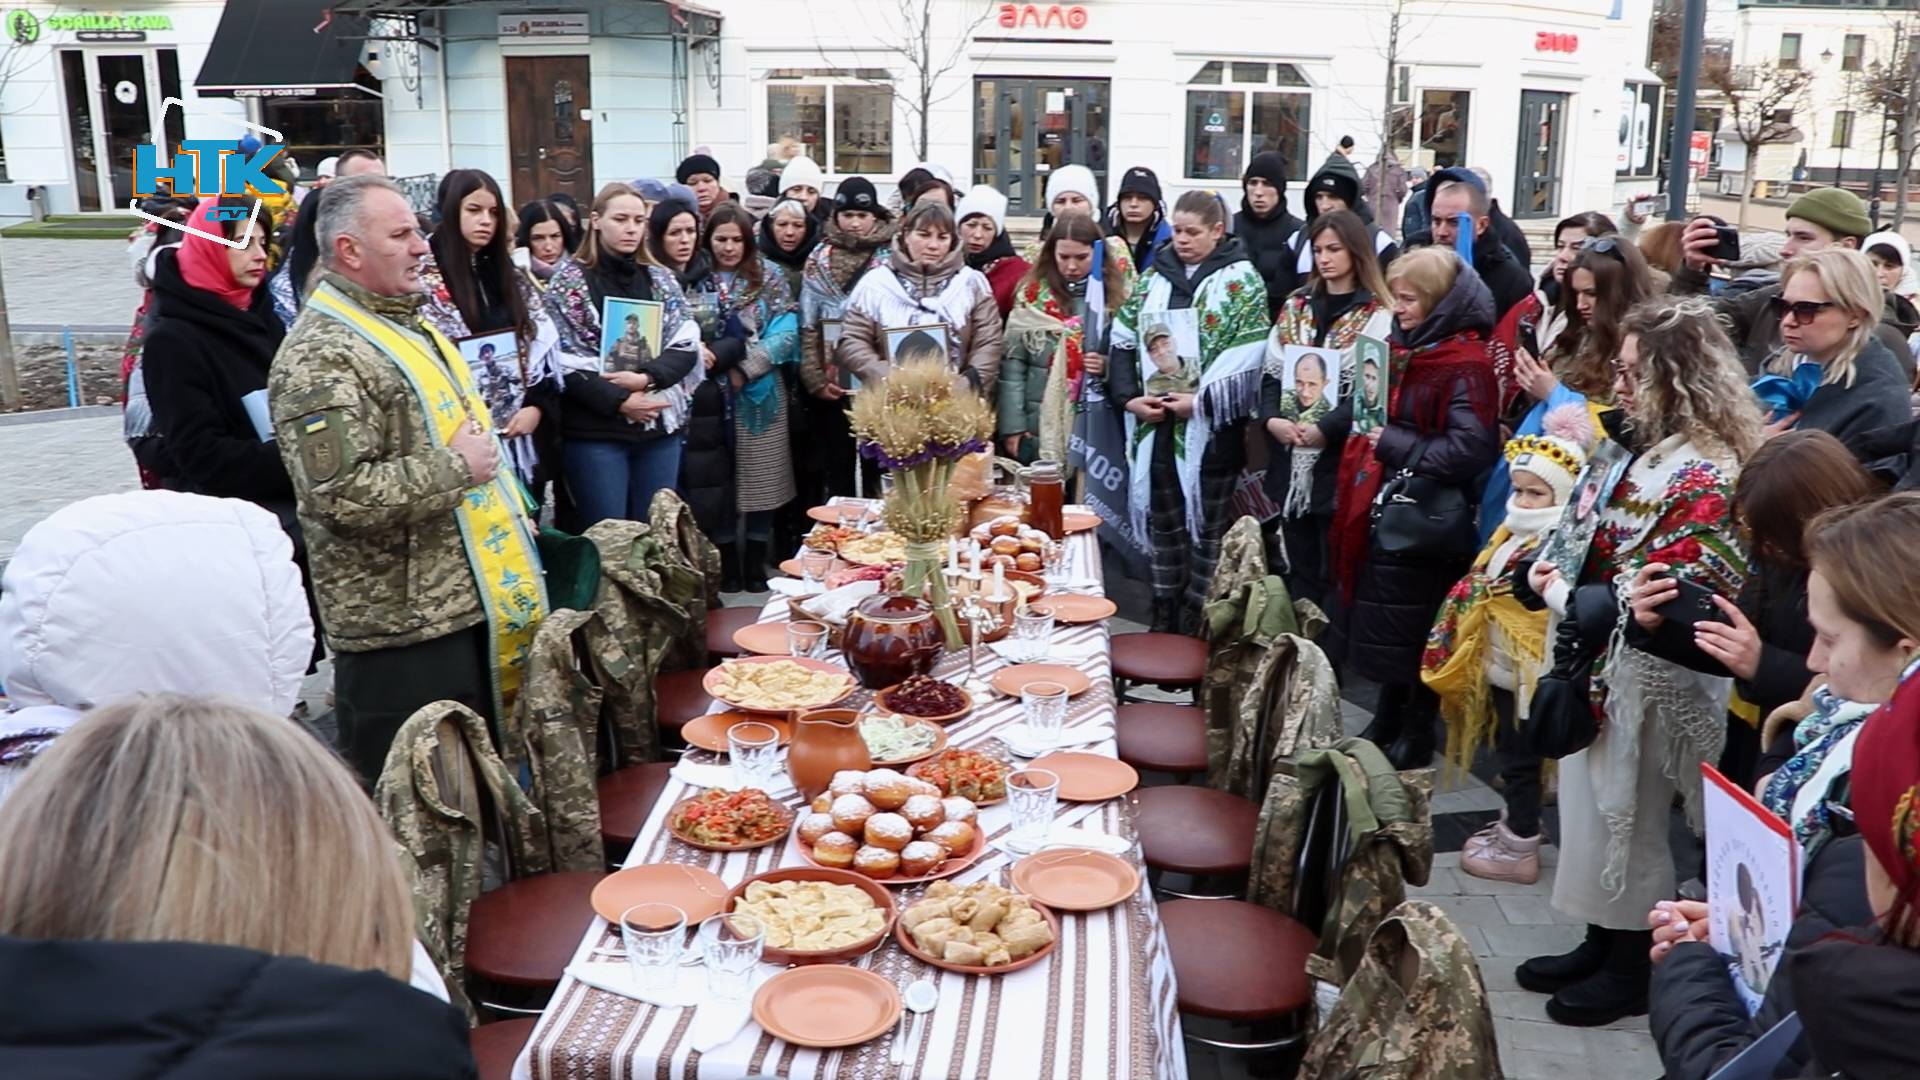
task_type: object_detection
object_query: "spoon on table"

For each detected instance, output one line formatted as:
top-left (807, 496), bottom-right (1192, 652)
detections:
top-left (896, 979), bottom-right (938, 1068)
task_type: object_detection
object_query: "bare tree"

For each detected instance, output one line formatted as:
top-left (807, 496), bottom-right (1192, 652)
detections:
top-left (1370, 0), bottom-right (1408, 231)
top-left (815, 0), bottom-right (996, 163)
top-left (0, 7), bottom-right (63, 409)
top-left (1707, 58), bottom-right (1814, 227)
top-left (1863, 19), bottom-right (1920, 226)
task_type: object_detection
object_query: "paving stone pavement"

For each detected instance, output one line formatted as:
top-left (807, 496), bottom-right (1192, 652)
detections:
top-left (0, 236), bottom-right (145, 331)
top-left (0, 408), bottom-right (139, 569)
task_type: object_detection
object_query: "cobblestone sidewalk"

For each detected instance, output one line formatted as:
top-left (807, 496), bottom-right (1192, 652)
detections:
top-left (0, 409), bottom-right (138, 569)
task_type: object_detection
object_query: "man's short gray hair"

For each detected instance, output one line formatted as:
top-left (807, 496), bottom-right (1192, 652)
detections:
top-left (1434, 179), bottom-right (1489, 219)
top-left (316, 174), bottom-right (406, 266)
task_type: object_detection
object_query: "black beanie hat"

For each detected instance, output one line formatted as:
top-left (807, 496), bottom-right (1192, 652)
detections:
top-left (675, 153), bottom-right (721, 185)
top-left (1305, 165), bottom-right (1360, 212)
top-left (1242, 151), bottom-right (1290, 193)
top-left (834, 176), bottom-right (891, 220)
top-left (1116, 166), bottom-right (1163, 206)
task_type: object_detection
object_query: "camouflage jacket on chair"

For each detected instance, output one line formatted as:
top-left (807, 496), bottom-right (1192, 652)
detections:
top-left (584, 519), bottom-right (698, 766)
top-left (648, 489), bottom-right (723, 671)
top-left (375, 701), bottom-right (555, 989)
top-left (507, 607), bottom-right (606, 873)
top-left (1210, 631), bottom-right (1343, 803)
top-left (1301, 900), bottom-right (1503, 1080)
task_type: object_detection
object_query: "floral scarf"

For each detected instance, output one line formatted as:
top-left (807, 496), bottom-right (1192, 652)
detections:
top-left (1006, 275), bottom-right (1088, 464)
top-left (1762, 685), bottom-right (1877, 850)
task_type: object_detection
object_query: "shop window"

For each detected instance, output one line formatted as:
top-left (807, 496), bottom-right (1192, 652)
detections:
top-left (259, 66), bottom-right (385, 182)
top-left (1390, 88), bottom-right (1470, 170)
top-left (1182, 61), bottom-right (1312, 182)
top-left (767, 72), bottom-right (893, 175)
top-left (1779, 33), bottom-right (1801, 68)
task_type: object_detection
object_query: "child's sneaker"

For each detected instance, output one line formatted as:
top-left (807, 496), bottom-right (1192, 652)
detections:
top-left (1459, 821), bottom-right (1542, 885)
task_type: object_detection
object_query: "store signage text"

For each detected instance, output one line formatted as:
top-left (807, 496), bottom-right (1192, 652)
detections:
top-left (1533, 31), bottom-right (1579, 54)
top-left (498, 13), bottom-right (588, 42)
top-left (4, 10), bottom-right (171, 44)
top-left (997, 4), bottom-right (1090, 30)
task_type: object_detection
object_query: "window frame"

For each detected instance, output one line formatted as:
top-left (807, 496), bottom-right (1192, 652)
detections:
top-left (1389, 84), bottom-right (1473, 171)
top-left (1832, 109), bottom-right (1855, 148)
top-left (763, 70), bottom-right (895, 177)
top-left (1842, 33), bottom-right (1865, 71)
top-left (1179, 59), bottom-right (1315, 183)
top-left (1779, 32), bottom-right (1802, 68)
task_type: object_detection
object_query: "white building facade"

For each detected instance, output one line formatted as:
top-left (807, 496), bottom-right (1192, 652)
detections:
top-left (688, 0), bottom-right (1663, 224)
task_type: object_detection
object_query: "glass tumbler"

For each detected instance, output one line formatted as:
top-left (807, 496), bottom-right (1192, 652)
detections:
top-left (1005, 767), bottom-right (1060, 855)
top-left (728, 720), bottom-right (782, 791)
top-left (1011, 605), bottom-right (1055, 662)
top-left (698, 912), bottom-right (765, 1001)
top-left (619, 902), bottom-right (687, 996)
top-left (1020, 680), bottom-right (1069, 751)
top-left (786, 619), bottom-right (829, 659)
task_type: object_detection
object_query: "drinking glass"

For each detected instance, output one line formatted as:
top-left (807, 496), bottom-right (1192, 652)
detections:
top-left (800, 549), bottom-right (835, 584)
top-left (1012, 605), bottom-right (1055, 662)
top-left (787, 619), bottom-right (829, 660)
top-left (619, 902), bottom-right (687, 996)
top-left (1020, 681), bottom-right (1069, 751)
top-left (698, 912), bottom-right (766, 1001)
top-left (729, 720), bottom-right (782, 790)
top-left (879, 473), bottom-right (897, 504)
top-left (836, 503), bottom-right (865, 532)
top-left (1006, 768), bottom-right (1060, 854)
top-left (1042, 540), bottom-right (1068, 580)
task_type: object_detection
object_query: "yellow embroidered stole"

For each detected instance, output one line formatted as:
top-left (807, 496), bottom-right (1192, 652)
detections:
top-left (308, 282), bottom-right (547, 713)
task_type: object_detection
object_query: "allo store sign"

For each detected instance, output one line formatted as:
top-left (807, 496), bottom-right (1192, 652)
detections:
top-left (996, 4), bottom-right (1091, 30)
top-left (127, 98), bottom-right (288, 250)
top-left (1533, 31), bottom-right (1579, 54)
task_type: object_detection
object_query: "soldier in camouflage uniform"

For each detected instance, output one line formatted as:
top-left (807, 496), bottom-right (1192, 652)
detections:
top-left (271, 174), bottom-right (515, 782)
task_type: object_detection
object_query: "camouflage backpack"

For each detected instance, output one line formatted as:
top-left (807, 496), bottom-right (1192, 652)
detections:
top-left (375, 701), bottom-right (555, 990)
top-left (1300, 900), bottom-right (1504, 1080)
top-left (506, 607), bottom-right (606, 873)
top-left (583, 519), bottom-right (697, 767)
top-left (648, 488), bottom-right (723, 671)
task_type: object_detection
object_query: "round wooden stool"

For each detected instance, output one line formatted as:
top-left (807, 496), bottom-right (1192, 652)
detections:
top-left (1114, 701), bottom-right (1209, 779)
top-left (470, 1016), bottom-right (538, 1080)
top-left (1134, 784), bottom-right (1258, 899)
top-left (705, 606), bottom-right (762, 662)
top-left (1110, 632), bottom-right (1208, 698)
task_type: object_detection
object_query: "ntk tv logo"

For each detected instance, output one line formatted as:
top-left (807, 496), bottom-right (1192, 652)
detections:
top-left (128, 98), bottom-right (288, 250)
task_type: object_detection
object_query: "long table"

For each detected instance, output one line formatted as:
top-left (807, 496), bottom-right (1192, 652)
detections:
top-left (516, 512), bottom-right (1189, 1080)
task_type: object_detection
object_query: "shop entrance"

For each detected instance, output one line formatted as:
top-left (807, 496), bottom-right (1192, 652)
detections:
top-left (1513, 89), bottom-right (1569, 219)
top-left (505, 55), bottom-right (595, 206)
top-left (59, 48), bottom-right (185, 212)
top-left (973, 78), bottom-right (1111, 215)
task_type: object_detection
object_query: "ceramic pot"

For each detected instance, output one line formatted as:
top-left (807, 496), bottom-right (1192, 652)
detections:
top-left (842, 593), bottom-right (943, 690)
top-left (787, 708), bottom-right (872, 800)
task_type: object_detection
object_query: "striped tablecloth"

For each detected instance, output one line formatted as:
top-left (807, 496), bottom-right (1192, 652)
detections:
top-left (517, 510), bottom-right (1188, 1080)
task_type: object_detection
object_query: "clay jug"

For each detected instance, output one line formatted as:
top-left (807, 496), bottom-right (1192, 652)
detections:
top-left (787, 708), bottom-right (871, 799)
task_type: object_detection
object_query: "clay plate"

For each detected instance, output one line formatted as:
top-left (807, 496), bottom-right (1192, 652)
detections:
top-left (873, 681), bottom-right (974, 725)
top-left (794, 819), bottom-right (988, 885)
top-left (665, 792), bottom-right (796, 851)
top-left (1008, 849), bottom-right (1140, 911)
top-left (1061, 511), bottom-right (1100, 534)
top-left (991, 663), bottom-right (1093, 698)
top-left (702, 655), bottom-right (854, 714)
top-left (860, 713), bottom-right (950, 767)
top-left (777, 555), bottom-right (846, 579)
top-left (1039, 594), bottom-right (1118, 624)
top-left (1027, 751), bottom-right (1140, 802)
top-left (725, 866), bottom-right (896, 966)
top-left (591, 863), bottom-right (730, 923)
top-left (730, 621), bottom-right (793, 656)
top-left (894, 898), bottom-right (1061, 975)
top-left (753, 966), bottom-right (901, 1048)
top-left (805, 503), bottom-right (879, 525)
top-left (681, 711), bottom-right (794, 753)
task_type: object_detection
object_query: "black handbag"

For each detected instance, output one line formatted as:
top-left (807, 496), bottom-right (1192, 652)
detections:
top-left (1370, 438), bottom-right (1478, 561)
top-left (1517, 618), bottom-right (1600, 759)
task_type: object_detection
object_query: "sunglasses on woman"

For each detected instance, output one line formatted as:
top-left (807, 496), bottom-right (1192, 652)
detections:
top-left (1768, 297), bottom-right (1838, 323)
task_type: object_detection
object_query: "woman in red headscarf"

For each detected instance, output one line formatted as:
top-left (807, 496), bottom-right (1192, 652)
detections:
top-left (140, 195), bottom-right (291, 507)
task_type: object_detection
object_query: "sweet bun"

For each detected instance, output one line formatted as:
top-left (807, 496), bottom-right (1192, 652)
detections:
top-left (990, 519), bottom-right (1020, 538)
top-left (901, 793), bottom-right (946, 831)
top-left (810, 793), bottom-right (833, 814)
top-left (986, 553), bottom-right (1017, 570)
top-left (906, 777), bottom-right (943, 799)
top-left (829, 770), bottom-right (868, 797)
top-left (1015, 553), bottom-right (1043, 572)
top-left (830, 793), bottom-right (877, 834)
top-left (900, 840), bottom-right (947, 876)
top-left (926, 819), bottom-right (976, 856)
top-left (797, 812), bottom-right (838, 846)
top-left (864, 811), bottom-right (914, 851)
top-left (854, 844), bottom-right (901, 879)
top-left (862, 768), bottom-right (912, 810)
top-left (990, 536), bottom-right (1022, 557)
top-left (940, 796), bottom-right (979, 824)
top-left (812, 831), bottom-right (857, 868)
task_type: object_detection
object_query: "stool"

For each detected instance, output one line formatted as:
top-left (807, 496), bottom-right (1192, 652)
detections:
top-left (1111, 632), bottom-right (1207, 700)
top-left (598, 761), bottom-right (675, 855)
top-left (654, 669), bottom-right (713, 736)
top-left (1160, 898), bottom-right (1317, 1052)
top-left (466, 870), bottom-right (605, 996)
top-left (1114, 702), bottom-right (1209, 780)
top-left (1135, 785), bottom-right (1258, 899)
top-left (706, 605), bottom-right (761, 662)
top-left (470, 1016), bottom-right (538, 1080)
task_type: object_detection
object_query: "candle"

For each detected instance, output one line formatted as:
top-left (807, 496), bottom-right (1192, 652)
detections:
top-left (992, 561), bottom-right (1007, 600)
top-left (948, 537), bottom-right (960, 571)
top-left (970, 545), bottom-right (982, 578)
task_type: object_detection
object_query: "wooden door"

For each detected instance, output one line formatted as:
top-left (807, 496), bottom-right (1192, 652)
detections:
top-left (505, 55), bottom-right (594, 205)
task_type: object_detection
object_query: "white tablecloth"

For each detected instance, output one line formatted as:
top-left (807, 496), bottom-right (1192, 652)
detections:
top-left (516, 508), bottom-right (1188, 1080)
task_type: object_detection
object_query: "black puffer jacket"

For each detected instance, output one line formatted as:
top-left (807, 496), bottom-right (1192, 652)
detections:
top-left (141, 248), bottom-right (291, 505)
top-left (1649, 836), bottom-right (1872, 1080)
top-left (1788, 925), bottom-right (1920, 1078)
top-left (674, 253), bottom-right (742, 541)
top-left (0, 935), bottom-right (477, 1078)
top-left (1794, 337), bottom-right (1913, 447)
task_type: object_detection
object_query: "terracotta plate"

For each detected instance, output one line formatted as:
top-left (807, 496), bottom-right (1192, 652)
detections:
top-left (806, 503), bottom-right (881, 525)
top-left (796, 821), bottom-right (987, 885)
top-left (1040, 594), bottom-right (1117, 624)
top-left (861, 714), bottom-right (950, 767)
top-left (894, 897), bottom-right (1061, 975)
top-left (753, 966), bottom-right (901, 1048)
top-left (681, 711), bottom-right (794, 754)
top-left (731, 621), bottom-right (792, 656)
top-left (1061, 511), bottom-right (1100, 534)
top-left (590, 863), bottom-right (730, 923)
top-left (1028, 751), bottom-right (1140, 802)
top-left (726, 866), bottom-right (897, 965)
top-left (666, 793), bottom-right (796, 851)
top-left (991, 663), bottom-right (1093, 698)
top-left (1008, 849), bottom-right (1140, 912)
top-left (777, 555), bottom-right (846, 579)
top-left (702, 655), bottom-right (854, 714)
